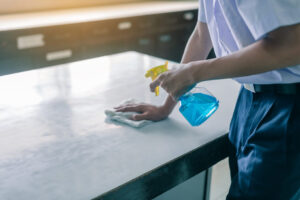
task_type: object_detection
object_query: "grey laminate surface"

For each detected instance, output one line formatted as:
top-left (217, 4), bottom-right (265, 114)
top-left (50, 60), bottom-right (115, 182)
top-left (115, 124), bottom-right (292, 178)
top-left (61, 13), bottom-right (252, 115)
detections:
top-left (0, 52), bottom-right (240, 200)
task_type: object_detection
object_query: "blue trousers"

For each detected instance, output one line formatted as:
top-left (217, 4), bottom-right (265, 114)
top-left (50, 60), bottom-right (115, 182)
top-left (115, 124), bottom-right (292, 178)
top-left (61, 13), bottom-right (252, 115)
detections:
top-left (226, 87), bottom-right (300, 200)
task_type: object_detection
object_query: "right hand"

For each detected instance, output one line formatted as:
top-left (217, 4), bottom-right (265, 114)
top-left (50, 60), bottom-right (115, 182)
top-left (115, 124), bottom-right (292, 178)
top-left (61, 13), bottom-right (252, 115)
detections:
top-left (150, 63), bottom-right (195, 100)
top-left (114, 103), bottom-right (170, 121)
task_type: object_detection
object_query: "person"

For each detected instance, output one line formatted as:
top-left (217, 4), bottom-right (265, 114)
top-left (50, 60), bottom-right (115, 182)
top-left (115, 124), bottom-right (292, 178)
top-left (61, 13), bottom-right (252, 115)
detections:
top-left (115, 0), bottom-right (300, 199)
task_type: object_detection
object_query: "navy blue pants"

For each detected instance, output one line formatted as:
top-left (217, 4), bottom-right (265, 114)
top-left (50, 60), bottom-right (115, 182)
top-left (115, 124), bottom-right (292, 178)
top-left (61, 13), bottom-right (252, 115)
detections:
top-left (226, 87), bottom-right (300, 200)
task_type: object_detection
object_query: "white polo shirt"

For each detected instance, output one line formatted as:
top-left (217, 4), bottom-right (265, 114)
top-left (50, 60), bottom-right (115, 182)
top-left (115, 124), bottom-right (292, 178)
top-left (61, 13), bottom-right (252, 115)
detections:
top-left (198, 0), bottom-right (300, 84)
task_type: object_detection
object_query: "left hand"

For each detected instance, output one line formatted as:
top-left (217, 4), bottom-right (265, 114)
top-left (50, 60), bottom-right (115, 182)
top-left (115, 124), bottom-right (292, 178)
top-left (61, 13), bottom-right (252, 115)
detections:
top-left (150, 63), bottom-right (195, 100)
top-left (114, 103), bottom-right (170, 121)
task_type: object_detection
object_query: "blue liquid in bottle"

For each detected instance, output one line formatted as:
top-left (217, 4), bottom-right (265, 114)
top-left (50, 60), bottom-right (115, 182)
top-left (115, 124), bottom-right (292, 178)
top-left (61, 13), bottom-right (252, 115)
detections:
top-left (179, 93), bottom-right (219, 126)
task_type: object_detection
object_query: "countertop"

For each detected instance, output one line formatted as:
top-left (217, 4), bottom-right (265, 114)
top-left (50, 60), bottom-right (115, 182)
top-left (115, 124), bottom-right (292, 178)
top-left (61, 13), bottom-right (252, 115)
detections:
top-left (0, 52), bottom-right (240, 200)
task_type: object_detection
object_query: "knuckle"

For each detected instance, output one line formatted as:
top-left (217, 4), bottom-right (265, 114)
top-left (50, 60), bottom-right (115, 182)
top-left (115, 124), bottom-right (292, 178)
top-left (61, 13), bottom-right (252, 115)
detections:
top-left (123, 107), bottom-right (129, 111)
top-left (159, 73), bottom-right (167, 81)
top-left (150, 84), bottom-right (155, 91)
top-left (158, 74), bottom-right (164, 80)
top-left (123, 103), bottom-right (133, 107)
top-left (150, 81), bottom-right (156, 87)
top-left (136, 105), bottom-right (143, 110)
top-left (162, 80), bottom-right (169, 88)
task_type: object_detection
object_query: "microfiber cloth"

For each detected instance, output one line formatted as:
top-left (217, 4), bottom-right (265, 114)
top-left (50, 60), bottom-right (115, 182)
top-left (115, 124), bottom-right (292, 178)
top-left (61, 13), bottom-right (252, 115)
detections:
top-left (104, 99), bottom-right (152, 128)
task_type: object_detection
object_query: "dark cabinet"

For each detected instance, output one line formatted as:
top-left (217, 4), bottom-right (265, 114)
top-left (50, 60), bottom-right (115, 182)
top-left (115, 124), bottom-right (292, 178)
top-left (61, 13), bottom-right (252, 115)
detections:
top-left (83, 38), bottom-right (127, 59)
top-left (0, 56), bottom-right (34, 75)
top-left (0, 8), bottom-right (197, 76)
top-left (154, 30), bottom-right (189, 62)
top-left (34, 45), bottom-right (84, 68)
top-left (129, 36), bottom-right (156, 55)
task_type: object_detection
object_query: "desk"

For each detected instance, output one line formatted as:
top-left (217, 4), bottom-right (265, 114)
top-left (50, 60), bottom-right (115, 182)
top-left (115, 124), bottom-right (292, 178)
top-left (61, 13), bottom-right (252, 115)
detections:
top-left (0, 52), bottom-right (240, 200)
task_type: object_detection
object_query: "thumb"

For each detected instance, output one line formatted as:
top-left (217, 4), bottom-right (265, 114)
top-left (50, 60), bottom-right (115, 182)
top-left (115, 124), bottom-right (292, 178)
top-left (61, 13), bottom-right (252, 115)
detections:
top-left (150, 74), bottom-right (165, 92)
top-left (132, 113), bottom-right (149, 121)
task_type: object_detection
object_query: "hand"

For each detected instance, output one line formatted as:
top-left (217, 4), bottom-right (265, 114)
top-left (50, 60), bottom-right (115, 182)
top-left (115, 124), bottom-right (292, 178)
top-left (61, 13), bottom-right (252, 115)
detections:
top-left (150, 63), bottom-right (195, 100)
top-left (114, 103), bottom-right (170, 121)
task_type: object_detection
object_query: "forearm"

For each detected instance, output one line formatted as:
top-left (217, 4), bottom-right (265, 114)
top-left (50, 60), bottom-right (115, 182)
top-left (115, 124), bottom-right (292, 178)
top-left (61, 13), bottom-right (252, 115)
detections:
top-left (162, 22), bottom-right (212, 114)
top-left (191, 24), bottom-right (300, 83)
top-left (181, 22), bottom-right (213, 63)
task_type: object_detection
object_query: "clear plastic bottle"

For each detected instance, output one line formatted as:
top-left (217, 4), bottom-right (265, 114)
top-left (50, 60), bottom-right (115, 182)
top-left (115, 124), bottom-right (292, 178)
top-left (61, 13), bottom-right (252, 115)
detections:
top-left (179, 87), bottom-right (219, 126)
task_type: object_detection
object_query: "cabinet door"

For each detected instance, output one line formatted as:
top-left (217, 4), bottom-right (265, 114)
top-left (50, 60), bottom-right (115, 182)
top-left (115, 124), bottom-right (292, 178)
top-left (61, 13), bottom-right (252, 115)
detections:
top-left (43, 24), bottom-right (81, 49)
top-left (82, 19), bottom-right (130, 58)
top-left (134, 14), bottom-right (158, 34)
top-left (179, 10), bottom-right (198, 25)
top-left (0, 56), bottom-right (34, 76)
top-left (0, 31), bottom-right (18, 59)
top-left (82, 20), bottom-right (115, 46)
top-left (0, 31), bottom-right (37, 75)
top-left (155, 29), bottom-right (192, 62)
top-left (83, 39), bottom-right (127, 59)
top-left (157, 10), bottom-right (197, 29)
top-left (33, 45), bottom-right (84, 68)
top-left (128, 36), bottom-right (156, 55)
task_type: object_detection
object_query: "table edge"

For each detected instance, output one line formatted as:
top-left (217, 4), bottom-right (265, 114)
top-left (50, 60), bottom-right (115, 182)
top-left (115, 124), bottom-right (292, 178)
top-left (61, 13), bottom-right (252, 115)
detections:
top-left (94, 133), bottom-right (230, 200)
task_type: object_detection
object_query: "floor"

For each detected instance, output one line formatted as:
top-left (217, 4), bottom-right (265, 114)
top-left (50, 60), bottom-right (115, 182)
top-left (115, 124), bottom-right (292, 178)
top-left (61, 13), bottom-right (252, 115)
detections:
top-left (209, 158), bottom-right (231, 200)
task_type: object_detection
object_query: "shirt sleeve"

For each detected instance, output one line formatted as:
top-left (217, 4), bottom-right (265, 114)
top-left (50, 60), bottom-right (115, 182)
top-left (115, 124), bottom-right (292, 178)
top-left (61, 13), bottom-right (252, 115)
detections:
top-left (198, 0), bottom-right (206, 23)
top-left (236, 0), bottom-right (300, 40)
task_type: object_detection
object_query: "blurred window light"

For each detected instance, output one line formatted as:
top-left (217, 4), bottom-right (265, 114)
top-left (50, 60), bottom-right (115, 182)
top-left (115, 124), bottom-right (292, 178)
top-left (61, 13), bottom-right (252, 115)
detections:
top-left (0, 0), bottom-right (142, 14)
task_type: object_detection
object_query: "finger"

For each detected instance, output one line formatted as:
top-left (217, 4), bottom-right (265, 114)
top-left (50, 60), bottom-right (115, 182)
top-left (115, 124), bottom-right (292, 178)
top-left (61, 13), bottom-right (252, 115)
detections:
top-left (150, 80), bottom-right (160, 92)
top-left (115, 106), bottom-right (133, 112)
top-left (114, 103), bottom-right (135, 109)
top-left (161, 80), bottom-right (169, 91)
top-left (150, 74), bottom-right (165, 92)
top-left (115, 105), bottom-right (145, 113)
top-left (132, 113), bottom-right (149, 121)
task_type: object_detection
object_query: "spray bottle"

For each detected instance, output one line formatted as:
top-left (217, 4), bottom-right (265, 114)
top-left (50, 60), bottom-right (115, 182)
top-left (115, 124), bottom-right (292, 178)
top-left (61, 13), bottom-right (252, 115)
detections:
top-left (145, 62), bottom-right (219, 126)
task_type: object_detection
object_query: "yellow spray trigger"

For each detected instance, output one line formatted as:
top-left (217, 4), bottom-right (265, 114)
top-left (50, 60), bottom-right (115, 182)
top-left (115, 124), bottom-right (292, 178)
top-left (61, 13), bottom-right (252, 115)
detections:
top-left (145, 61), bottom-right (168, 96)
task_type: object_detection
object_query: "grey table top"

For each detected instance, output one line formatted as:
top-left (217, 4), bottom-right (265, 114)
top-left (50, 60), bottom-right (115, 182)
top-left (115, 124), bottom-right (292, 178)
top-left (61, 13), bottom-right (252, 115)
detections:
top-left (0, 52), bottom-right (240, 200)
